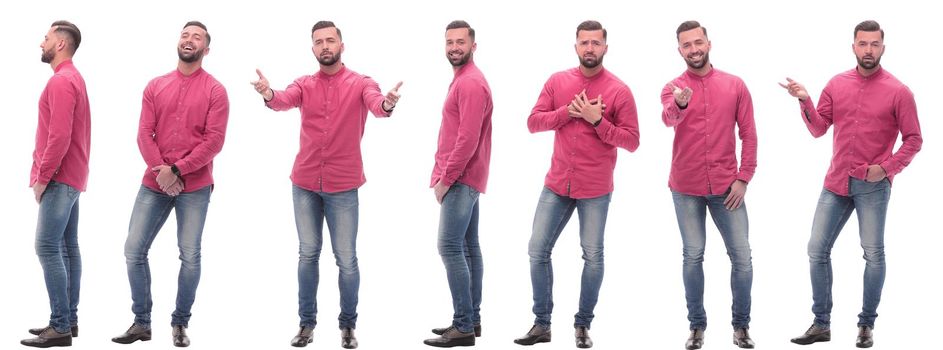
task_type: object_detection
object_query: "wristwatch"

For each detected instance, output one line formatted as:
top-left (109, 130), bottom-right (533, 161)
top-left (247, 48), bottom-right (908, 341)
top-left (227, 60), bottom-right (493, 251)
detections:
top-left (171, 164), bottom-right (181, 177)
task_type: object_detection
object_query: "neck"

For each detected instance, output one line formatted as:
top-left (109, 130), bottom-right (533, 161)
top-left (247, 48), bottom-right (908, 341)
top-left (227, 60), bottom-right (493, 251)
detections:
top-left (177, 60), bottom-right (202, 76)
top-left (49, 55), bottom-right (71, 71)
top-left (453, 59), bottom-right (472, 74)
top-left (857, 64), bottom-right (880, 77)
top-left (688, 63), bottom-right (712, 77)
top-left (320, 62), bottom-right (343, 75)
top-left (579, 64), bottom-right (603, 78)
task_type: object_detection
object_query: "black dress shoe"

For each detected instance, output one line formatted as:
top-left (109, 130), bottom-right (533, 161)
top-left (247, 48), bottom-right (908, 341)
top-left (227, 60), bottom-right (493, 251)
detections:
top-left (424, 327), bottom-right (475, 347)
top-left (856, 325), bottom-right (873, 348)
top-left (29, 325), bottom-right (78, 337)
top-left (514, 324), bottom-right (551, 346)
top-left (733, 328), bottom-right (755, 349)
top-left (291, 326), bottom-right (314, 347)
top-left (21, 326), bottom-right (72, 348)
top-left (341, 327), bottom-right (358, 349)
top-left (172, 325), bottom-right (190, 347)
top-left (686, 328), bottom-right (704, 350)
top-left (432, 324), bottom-right (481, 337)
top-left (791, 324), bottom-right (830, 345)
top-left (575, 326), bottom-right (593, 348)
top-left (112, 323), bottom-right (152, 344)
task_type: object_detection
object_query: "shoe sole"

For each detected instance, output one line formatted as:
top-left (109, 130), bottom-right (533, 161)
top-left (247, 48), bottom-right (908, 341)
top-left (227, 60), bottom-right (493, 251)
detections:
top-left (513, 334), bottom-right (551, 346)
top-left (790, 335), bottom-right (830, 345)
top-left (423, 337), bottom-right (475, 347)
top-left (20, 337), bottom-right (72, 348)
top-left (112, 334), bottom-right (152, 344)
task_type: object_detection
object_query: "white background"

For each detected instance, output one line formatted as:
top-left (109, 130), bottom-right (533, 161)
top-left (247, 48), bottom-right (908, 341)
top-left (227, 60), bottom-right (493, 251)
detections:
top-left (1, 0), bottom-right (938, 349)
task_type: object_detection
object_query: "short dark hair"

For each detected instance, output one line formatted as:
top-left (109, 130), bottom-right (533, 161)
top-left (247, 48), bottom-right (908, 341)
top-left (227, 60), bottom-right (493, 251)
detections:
top-left (446, 20), bottom-right (475, 41)
top-left (854, 20), bottom-right (884, 39)
top-left (183, 21), bottom-right (211, 45)
top-left (576, 20), bottom-right (606, 40)
top-left (51, 20), bottom-right (81, 53)
top-left (312, 21), bottom-right (342, 40)
top-left (676, 20), bottom-right (707, 41)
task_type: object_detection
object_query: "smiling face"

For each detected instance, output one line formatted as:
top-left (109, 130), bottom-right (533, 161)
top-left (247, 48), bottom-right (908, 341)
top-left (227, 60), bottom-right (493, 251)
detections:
top-left (575, 29), bottom-right (607, 69)
top-left (853, 30), bottom-right (884, 70)
top-left (677, 26), bottom-right (710, 70)
top-left (178, 25), bottom-right (209, 63)
top-left (312, 27), bottom-right (343, 66)
top-left (445, 27), bottom-right (475, 67)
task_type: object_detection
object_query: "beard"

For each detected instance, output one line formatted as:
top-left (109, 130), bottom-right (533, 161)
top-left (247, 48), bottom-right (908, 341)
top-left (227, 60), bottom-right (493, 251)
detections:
top-left (317, 51), bottom-right (341, 66)
top-left (857, 54), bottom-right (881, 70)
top-left (178, 47), bottom-right (205, 63)
top-left (41, 47), bottom-right (54, 63)
top-left (447, 50), bottom-right (472, 67)
top-left (685, 51), bottom-right (709, 69)
top-left (580, 54), bottom-right (603, 69)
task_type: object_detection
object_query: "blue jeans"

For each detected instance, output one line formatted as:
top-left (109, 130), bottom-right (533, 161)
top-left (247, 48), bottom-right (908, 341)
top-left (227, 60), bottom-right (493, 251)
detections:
top-left (808, 178), bottom-right (890, 328)
top-left (124, 185), bottom-right (212, 327)
top-left (293, 185), bottom-right (360, 329)
top-left (34, 181), bottom-right (82, 334)
top-left (528, 187), bottom-right (611, 328)
top-left (671, 191), bottom-right (753, 330)
top-left (436, 183), bottom-right (483, 334)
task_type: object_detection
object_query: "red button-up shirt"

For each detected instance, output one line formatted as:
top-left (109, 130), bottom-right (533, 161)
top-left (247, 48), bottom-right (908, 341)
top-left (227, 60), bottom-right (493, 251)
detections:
top-left (266, 65), bottom-right (392, 193)
top-left (138, 68), bottom-right (229, 193)
top-left (661, 68), bottom-right (757, 196)
top-left (527, 67), bottom-right (640, 199)
top-left (31, 60), bottom-right (91, 192)
top-left (431, 62), bottom-right (492, 193)
top-left (796, 67), bottom-right (922, 196)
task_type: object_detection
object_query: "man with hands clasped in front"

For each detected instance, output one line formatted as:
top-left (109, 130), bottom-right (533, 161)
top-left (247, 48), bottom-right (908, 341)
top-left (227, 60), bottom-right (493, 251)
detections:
top-left (660, 21), bottom-right (757, 350)
top-left (780, 20), bottom-right (922, 349)
top-left (250, 20), bottom-right (402, 349)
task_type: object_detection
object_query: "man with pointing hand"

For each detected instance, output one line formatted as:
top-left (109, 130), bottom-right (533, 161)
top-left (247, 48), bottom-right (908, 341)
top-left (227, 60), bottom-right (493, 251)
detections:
top-left (251, 20), bottom-right (401, 349)
top-left (660, 21), bottom-right (757, 350)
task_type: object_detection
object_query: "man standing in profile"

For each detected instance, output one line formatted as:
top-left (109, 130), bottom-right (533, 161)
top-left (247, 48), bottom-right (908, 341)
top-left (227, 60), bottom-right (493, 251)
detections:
top-left (661, 20), bottom-right (757, 350)
top-left (515, 20), bottom-right (639, 349)
top-left (781, 20), bottom-right (922, 348)
top-left (250, 20), bottom-right (402, 349)
top-left (112, 21), bottom-right (229, 348)
top-left (22, 20), bottom-right (90, 348)
top-left (423, 20), bottom-right (493, 348)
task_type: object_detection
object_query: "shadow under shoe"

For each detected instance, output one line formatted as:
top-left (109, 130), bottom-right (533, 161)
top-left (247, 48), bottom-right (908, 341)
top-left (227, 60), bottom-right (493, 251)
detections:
top-left (341, 327), bottom-right (358, 349)
top-left (514, 324), bottom-right (551, 346)
top-left (856, 325), bottom-right (873, 348)
top-left (291, 326), bottom-right (314, 347)
top-left (790, 324), bottom-right (830, 345)
top-left (172, 325), bottom-right (190, 347)
top-left (686, 328), bottom-right (704, 350)
top-left (432, 324), bottom-right (481, 337)
top-left (424, 327), bottom-right (475, 347)
top-left (575, 326), bottom-right (593, 348)
top-left (734, 328), bottom-right (755, 349)
top-left (29, 325), bottom-right (78, 337)
top-left (112, 323), bottom-right (152, 344)
top-left (21, 327), bottom-right (72, 348)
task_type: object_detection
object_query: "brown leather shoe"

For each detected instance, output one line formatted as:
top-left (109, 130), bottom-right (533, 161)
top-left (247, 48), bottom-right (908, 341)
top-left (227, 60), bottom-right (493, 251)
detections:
top-left (172, 325), bottom-right (190, 347)
top-left (791, 324), bottom-right (830, 345)
top-left (575, 326), bottom-right (593, 348)
top-left (29, 325), bottom-right (78, 337)
top-left (856, 325), bottom-right (873, 348)
top-left (291, 326), bottom-right (314, 347)
top-left (21, 326), bottom-right (72, 348)
top-left (733, 328), bottom-right (755, 348)
top-left (432, 324), bottom-right (481, 337)
top-left (341, 327), bottom-right (358, 349)
top-left (686, 328), bottom-right (704, 350)
top-left (112, 323), bottom-right (152, 344)
top-left (424, 327), bottom-right (475, 347)
top-left (513, 324), bottom-right (551, 346)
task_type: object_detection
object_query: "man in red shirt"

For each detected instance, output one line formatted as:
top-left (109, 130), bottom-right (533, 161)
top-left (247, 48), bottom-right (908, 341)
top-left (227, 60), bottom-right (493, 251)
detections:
top-left (22, 20), bottom-right (90, 348)
top-left (515, 20), bottom-right (639, 349)
top-left (251, 21), bottom-right (401, 349)
top-left (423, 20), bottom-right (493, 348)
top-left (782, 20), bottom-right (922, 348)
top-left (112, 21), bottom-right (229, 348)
top-left (660, 21), bottom-right (757, 350)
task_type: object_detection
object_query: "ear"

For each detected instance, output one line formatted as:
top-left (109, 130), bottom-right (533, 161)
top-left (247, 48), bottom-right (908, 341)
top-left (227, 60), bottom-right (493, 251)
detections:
top-left (56, 39), bottom-right (66, 52)
top-left (203, 46), bottom-right (211, 57)
top-left (471, 42), bottom-right (477, 53)
top-left (339, 42), bottom-right (345, 54)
